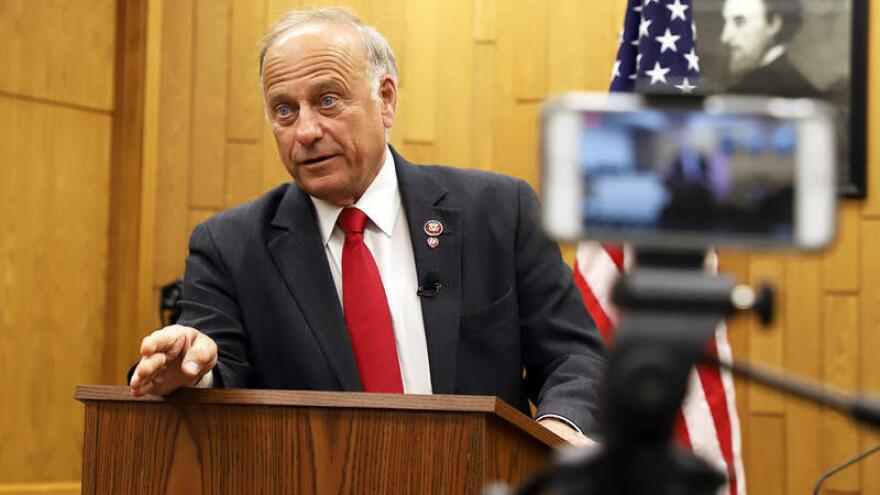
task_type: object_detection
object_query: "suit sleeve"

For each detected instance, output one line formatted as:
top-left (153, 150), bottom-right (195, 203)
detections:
top-left (174, 222), bottom-right (253, 388)
top-left (514, 179), bottom-right (606, 438)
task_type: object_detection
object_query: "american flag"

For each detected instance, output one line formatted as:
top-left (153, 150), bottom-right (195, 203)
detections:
top-left (575, 1), bottom-right (746, 494)
top-left (610, 0), bottom-right (701, 94)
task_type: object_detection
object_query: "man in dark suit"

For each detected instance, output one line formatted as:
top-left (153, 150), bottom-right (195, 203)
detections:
top-left (129, 8), bottom-right (605, 444)
top-left (720, 0), bottom-right (821, 98)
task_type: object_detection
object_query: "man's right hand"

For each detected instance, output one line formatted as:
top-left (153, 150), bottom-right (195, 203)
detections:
top-left (129, 324), bottom-right (218, 397)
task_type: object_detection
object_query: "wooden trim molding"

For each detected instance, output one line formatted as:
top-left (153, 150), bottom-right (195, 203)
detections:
top-left (0, 482), bottom-right (80, 494)
top-left (75, 385), bottom-right (563, 448)
top-left (102, 0), bottom-right (150, 385)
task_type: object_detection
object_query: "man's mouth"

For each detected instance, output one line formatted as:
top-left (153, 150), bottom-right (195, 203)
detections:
top-left (299, 154), bottom-right (336, 166)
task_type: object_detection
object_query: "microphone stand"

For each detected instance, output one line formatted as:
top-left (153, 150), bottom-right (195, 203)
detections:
top-left (706, 356), bottom-right (880, 429)
top-left (488, 248), bottom-right (880, 495)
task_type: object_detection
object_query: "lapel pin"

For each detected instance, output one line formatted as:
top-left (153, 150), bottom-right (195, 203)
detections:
top-left (427, 237), bottom-right (440, 249)
top-left (424, 219), bottom-right (443, 236)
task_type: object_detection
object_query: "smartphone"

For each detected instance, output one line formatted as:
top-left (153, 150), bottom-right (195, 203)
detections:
top-left (541, 92), bottom-right (837, 250)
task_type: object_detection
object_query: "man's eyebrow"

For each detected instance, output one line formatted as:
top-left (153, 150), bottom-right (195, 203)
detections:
top-left (311, 78), bottom-right (348, 95)
top-left (264, 78), bottom-right (349, 106)
top-left (266, 92), bottom-right (288, 106)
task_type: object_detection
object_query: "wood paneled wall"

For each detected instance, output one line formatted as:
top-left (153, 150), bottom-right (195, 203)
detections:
top-left (0, 1), bottom-right (118, 493)
top-left (132, 2), bottom-right (880, 494)
top-left (720, 202), bottom-right (880, 495)
top-left (128, 1), bottom-right (880, 494)
top-left (4, 0), bottom-right (875, 493)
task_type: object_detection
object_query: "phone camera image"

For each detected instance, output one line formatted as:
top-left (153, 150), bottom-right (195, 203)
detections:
top-left (542, 93), bottom-right (836, 250)
top-left (580, 111), bottom-right (796, 238)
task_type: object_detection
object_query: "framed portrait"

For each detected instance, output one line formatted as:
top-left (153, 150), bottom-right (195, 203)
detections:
top-left (693, 0), bottom-right (868, 197)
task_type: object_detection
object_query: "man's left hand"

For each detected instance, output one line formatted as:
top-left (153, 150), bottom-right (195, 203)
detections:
top-left (538, 418), bottom-right (597, 448)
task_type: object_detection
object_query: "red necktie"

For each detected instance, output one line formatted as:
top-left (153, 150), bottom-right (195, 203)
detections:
top-left (337, 208), bottom-right (404, 393)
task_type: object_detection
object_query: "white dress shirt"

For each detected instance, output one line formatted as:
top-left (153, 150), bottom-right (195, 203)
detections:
top-left (194, 147), bottom-right (433, 394)
top-left (309, 146), bottom-right (433, 394)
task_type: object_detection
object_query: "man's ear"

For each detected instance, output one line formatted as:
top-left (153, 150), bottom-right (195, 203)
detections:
top-left (378, 75), bottom-right (397, 129)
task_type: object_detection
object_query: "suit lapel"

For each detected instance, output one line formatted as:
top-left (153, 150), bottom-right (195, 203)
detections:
top-left (394, 149), bottom-right (462, 394)
top-left (266, 185), bottom-right (363, 391)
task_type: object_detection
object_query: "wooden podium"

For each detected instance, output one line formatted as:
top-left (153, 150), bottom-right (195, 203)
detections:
top-left (75, 385), bottom-right (564, 494)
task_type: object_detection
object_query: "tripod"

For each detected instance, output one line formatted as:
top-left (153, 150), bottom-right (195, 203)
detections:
top-left (493, 248), bottom-right (880, 495)
top-left (491, 249), bottom-right (795, 495)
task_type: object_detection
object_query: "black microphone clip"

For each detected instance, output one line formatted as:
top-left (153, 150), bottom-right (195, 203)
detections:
top-left (417, 278), bottom-right (443, 297)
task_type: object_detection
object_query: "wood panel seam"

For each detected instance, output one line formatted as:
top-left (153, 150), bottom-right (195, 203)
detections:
top-left (0, 90), bottom-right (113, 115)
top-left (186, 1), bottom-right (201, 209)
top-left (0, 482), bottom-right (81, 493)
top-left (825, 288), bottom-right (861, 296)
top-left (750, 411), bottom-right (786, 418)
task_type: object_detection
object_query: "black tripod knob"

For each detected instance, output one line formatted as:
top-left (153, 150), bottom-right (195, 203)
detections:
top-left (753, 283), bottom-right (775, 326)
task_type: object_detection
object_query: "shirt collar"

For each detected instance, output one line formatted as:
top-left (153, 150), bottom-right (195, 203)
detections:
top-left (759, 44), bottom-right (786, 68)
top-left (309, 146), bottom-right (400, 245)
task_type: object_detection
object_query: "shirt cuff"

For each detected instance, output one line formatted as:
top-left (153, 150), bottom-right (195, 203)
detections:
top-left (536, 414), bottom-right (583, 435)
top-left (194, 370), bottom-right (214, 388)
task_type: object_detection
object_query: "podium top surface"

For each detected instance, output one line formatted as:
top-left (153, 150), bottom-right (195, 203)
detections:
top-left (76, 385), bottom-right (564, 447)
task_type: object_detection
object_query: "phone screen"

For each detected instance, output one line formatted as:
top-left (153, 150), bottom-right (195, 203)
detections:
top-left (578, 110), bottom-right (796, 242)
top-left (542, 94), bottom-right (836, 249)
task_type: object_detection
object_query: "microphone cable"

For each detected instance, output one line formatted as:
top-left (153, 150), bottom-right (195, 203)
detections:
top-left (813, 442), bottom-right (880, 495)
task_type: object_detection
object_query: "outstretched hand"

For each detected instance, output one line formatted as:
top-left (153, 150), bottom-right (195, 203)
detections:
top-left (129, 325), bottom-right (218, 397)
top-left (538, 417), bottom-right (598, 448)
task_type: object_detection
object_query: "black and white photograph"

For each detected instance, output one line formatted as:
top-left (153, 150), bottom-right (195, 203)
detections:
top-left (694, 0), bottom-right (868, 196)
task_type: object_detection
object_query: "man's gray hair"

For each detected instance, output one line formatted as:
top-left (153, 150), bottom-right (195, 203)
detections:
top-left (258, 7), bottom-right (398, 95)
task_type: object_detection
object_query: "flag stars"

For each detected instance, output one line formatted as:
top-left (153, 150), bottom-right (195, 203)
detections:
top-left (639, 18), bottom-right (653, 39)
top-left (666, 0), bottom-right (689, 22)
top-left (684, 48), bottom-right (700, 71)
top-left (675, 78), bottom-right (697, 93)
top-left (613, 0), bottom-right (699, 92)
top-left (646, 62), bottom-right (671, 85)
top-left (655, 28), bottom-right (681, 53)
top-left (611, 60), bottom-right (622, 81)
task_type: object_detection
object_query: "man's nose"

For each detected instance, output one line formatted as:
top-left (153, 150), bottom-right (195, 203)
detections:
top-left (294, 106), bottom-right (323, 145)
top-left (720, 23), bottom-right (733, 44)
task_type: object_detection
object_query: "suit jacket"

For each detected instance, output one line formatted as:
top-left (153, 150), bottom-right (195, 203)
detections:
top-left (177, 148), bottom-right (606, 435)
top-left (729, 54), bottom-right (821, 98)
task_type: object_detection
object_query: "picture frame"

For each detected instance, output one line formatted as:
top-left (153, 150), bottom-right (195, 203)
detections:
top-left (692, 0), bottom-right (868, 197)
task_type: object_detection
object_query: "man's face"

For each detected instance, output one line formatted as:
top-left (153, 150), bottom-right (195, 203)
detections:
top-left (262, 23), bottom-right (396, 206)
top-left (720, 0), bottom-right (782, 76)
